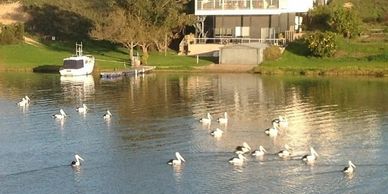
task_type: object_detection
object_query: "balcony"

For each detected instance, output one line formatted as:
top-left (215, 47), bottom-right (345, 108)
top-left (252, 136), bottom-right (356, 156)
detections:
top-left (197, 0), bottom-right (279, 11)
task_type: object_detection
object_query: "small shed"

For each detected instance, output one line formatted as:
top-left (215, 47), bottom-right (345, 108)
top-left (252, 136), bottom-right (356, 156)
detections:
top-left (219, 44), bottom-right (266, 65)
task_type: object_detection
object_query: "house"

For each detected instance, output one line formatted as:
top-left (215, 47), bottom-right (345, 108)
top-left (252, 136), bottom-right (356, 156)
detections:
top-left (194, 0), bottom-right (315, 42)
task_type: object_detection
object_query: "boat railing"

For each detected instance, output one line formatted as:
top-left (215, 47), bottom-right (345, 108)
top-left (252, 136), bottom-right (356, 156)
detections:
top-left (76, 42), bottom-right (83, 57)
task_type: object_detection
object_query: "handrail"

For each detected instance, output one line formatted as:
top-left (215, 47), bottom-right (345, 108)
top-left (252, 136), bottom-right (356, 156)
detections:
top-left (192, 37), bottom-right (286, 45)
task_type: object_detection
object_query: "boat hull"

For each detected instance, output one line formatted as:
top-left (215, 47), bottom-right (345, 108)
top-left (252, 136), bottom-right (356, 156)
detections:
top-left (60, 56), bottom-right (94, 76)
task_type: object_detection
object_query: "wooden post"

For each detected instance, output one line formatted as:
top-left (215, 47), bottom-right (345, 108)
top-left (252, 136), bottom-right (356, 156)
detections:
top-left (196, 55), bottom-right (199, 64)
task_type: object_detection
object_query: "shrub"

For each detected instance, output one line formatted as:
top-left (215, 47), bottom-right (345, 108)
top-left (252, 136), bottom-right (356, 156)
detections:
top-left (304, 31), bottom-right (337, 57)
top-left (306, 5), bottom-right (332, 31)
top-left (0, 23), bottom-right (25, 44)
top-left (264, 45), bottom-right (282, 61)
top-left (329, 7), bottom-right (361, 38)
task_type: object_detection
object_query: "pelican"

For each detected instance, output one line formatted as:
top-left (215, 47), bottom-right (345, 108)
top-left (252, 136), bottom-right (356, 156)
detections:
top-left (235, 142), bottom-right (251, 154)
top-left (302, 147), bottom-right (319, 162)
top-left (273, 116), bottom-right (288, 128)
top-left (229, 154), bottom-right (247, 165)
top-left (343, 160), bottom-right (356, 174)
top-left (278, 144), bottom-right (292, 158)
top-left (264, 121), bottom-right (280, 136)
top-left (252, 145), bottom-right (267, 156)
top-left (17, 96), bottom-right (30, 106)
top-left (17, 97), bottom-right (28, 106)
top-left (210, 128), bottom-right (223, 138)
top-left (200, 113), bottom-right (212, 124)
top-left (52, 109), bottom-right (67, 119)
top-left (76, 104), bottom-right (88, 113)
top-left (103, 110), bottom-right (112, 119)
top-left (24, 96), bottom-right (31, 103)
top-left (217, 112), bottom-right (228, 124)
top-left (167, 152), bottom-right (185, 166)
top-left (71, 154), bottom-right (85, 167)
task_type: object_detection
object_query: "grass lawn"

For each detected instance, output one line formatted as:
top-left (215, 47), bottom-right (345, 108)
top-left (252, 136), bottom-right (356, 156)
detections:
top-left (255, 36), bottom-right (388, 76)
top-left (0, 40), bottom-right (214, 72)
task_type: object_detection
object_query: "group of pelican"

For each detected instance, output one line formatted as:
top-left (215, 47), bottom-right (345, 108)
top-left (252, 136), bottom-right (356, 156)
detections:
top-left (200, 112), bottom-right (228, 138)
top-left (17, 96), bottom-right (113, 120)
top-left (51, 106), bottom-right (112, 121)
top-left (200, 112), bottom-right (228, 125)
top-left (17, 97), bottom-right (356, 174)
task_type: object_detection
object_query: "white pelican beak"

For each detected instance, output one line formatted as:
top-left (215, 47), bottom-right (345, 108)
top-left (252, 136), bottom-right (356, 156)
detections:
top-left (349, 161), bottom-right (356, 168)
top-left (311, 147), bottom-right (318, 157)
top-left (176, 152), bottom-right (185, 162)
top-left (75, 154), bottom-right (84, 161)
top-left (242, 142), bottom-right (251, 150)
top-left (60, 109), bottom-right (67, 116)
top-left (261, 146), bottom-right (267, 153)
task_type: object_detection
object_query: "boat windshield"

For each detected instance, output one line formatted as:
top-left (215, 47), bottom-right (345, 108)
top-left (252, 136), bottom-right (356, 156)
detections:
top-left (63, 59), bottom-right (84, 69)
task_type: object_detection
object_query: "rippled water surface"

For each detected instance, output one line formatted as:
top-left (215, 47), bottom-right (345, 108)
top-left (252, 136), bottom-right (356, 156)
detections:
top-left (0, 72), bottom-right (387, 193)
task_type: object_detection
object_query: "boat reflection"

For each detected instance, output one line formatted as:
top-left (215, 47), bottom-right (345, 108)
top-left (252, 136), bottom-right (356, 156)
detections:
top-left (60, 75), bottom-right (95, 100)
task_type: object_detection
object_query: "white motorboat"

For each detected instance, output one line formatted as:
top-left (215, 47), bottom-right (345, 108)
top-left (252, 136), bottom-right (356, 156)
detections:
top-left (59, 42), bottom-right (95, 76)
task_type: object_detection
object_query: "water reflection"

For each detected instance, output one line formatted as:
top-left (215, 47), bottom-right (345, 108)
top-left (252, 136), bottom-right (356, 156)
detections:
top-left (0, 73), bottom-right (388, 193)
top-left (60, 75), bottom-right (95, 101)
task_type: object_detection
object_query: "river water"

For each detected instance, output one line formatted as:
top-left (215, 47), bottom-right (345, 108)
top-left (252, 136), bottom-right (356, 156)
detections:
top-left (0, 72), bottom-right (387, 193)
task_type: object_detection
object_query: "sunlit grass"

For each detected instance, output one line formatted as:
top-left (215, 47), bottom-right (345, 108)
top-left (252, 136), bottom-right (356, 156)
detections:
top-left (0, 40), bottom-right (214, 71)
top-left (256, 37), bottom-right (388, 75)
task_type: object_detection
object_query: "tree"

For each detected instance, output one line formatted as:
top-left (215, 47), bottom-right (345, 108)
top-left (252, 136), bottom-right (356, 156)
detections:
top-left (91, 7), bottom-right (140, 65)
top-left (91, 0), bottom-right (194, 64)
top-left (329, 7), bottom-right (360, 38)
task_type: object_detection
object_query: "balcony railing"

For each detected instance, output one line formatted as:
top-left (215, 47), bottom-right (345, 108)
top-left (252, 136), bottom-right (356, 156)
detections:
top-left (197, 0), bottom-right (279, 10)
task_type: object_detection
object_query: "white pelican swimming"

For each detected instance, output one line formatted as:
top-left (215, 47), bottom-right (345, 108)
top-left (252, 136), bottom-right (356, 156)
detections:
top-left (302, 147), bottom-right (319, 162)
top-left (17, 96), bottom-right (30, 107)
top-left (273, 116), bottom-right (288, 128)
top-left (217, 112), bottom-right (228, 124)
top-left (264, 121), bottom-right (280, 136)
top-left (252, 145), bottom-right (267, 157)
top-left (167, 152), bottom-right (185, 166)
top-left (52, 109), bottom-right (67, 119)
top-left (17, 97), bottom-right (28, 106)
top-left (210, 128), bottom-right (223, 138)
top-left (235, 142), bottom-right (251, 155)
top-left (71, 154), bottom-right (84, 167)
top-left (76, 104), bottom-right (88, 113)
top-left (24, 96), bottom-right (30, 103)
top-left (278, 144), bottom-right (292, 158)
top-left (200, 113), bottom-right (212, 124)
top-left (343, 160), bottom-right (356, 174)
top-left (103, 110), bottom-right (112, 119)
top-left (229, 154), bottom-right (247, 165)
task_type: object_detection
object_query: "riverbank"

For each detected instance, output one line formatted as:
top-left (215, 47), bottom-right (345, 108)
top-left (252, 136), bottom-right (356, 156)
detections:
top-left (254, 37), bottom-right (388, 77)
top-left (0, 37), bottom-right (387, 76)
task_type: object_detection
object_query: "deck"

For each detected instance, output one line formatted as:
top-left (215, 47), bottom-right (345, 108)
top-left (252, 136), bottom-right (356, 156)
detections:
top-left (100, 66), bottom-right (156, 79)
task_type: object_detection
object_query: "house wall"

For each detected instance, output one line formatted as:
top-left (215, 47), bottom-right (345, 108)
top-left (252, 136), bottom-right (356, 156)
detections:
top-left (206, 13), bottom-right (294, 39)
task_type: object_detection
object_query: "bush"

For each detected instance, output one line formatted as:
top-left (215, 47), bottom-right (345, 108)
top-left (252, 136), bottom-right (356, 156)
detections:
top-left (306, 5), bottom-right (332, 31)
top-left (329, 7), bottom-right (361, 38)
top-left (304, 31), bottom-right (337, 57)
top-left (0, 23), bottom-right (25, 44)
top-left (264, 45), bottom-right (282, 61)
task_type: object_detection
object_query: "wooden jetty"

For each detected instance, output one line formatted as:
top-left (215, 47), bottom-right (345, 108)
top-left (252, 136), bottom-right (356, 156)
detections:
top-left (100, 66), bottom-right (155, 79)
